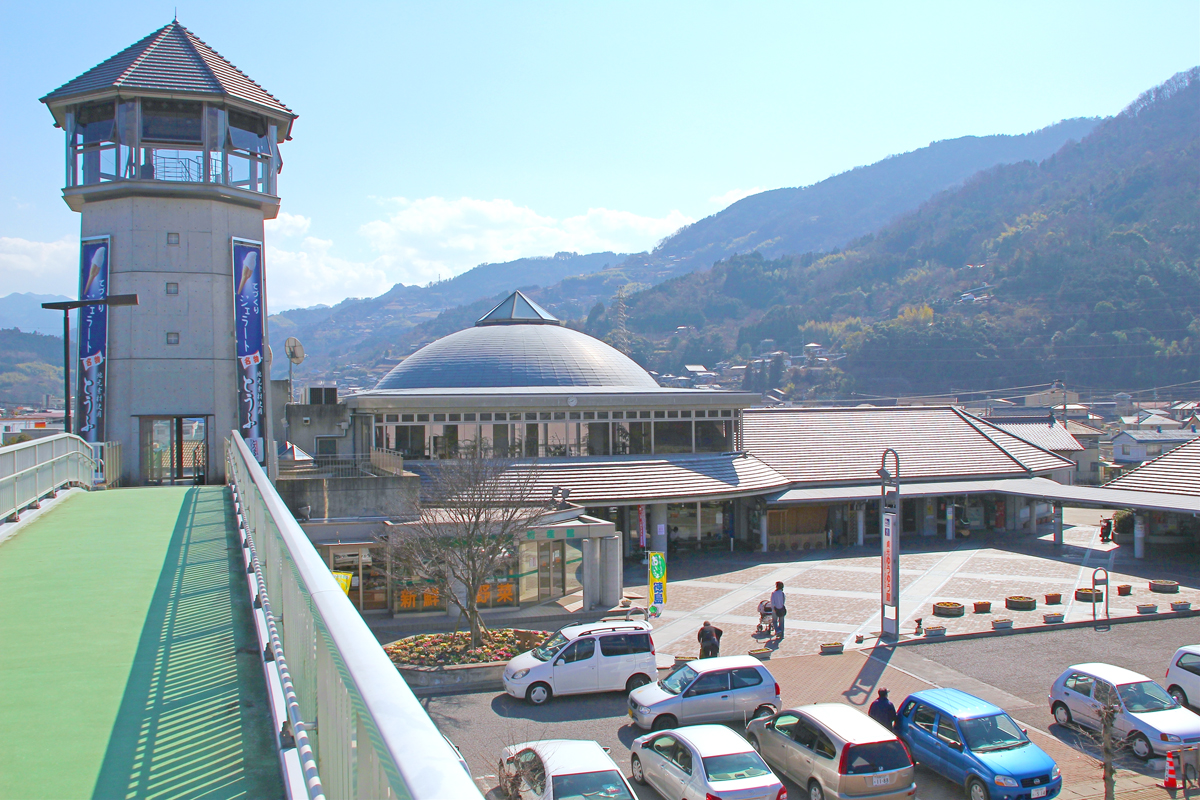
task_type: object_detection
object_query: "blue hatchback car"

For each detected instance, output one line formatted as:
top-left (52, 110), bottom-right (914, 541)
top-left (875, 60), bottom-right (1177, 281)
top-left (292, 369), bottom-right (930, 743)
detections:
top-left (896, 688), bottom-right (1061, 800)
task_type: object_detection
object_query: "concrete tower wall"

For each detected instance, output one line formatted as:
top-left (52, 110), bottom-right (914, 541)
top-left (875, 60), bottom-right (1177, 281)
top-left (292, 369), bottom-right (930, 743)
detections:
top-left (81, 195), bottom-right (270, 484)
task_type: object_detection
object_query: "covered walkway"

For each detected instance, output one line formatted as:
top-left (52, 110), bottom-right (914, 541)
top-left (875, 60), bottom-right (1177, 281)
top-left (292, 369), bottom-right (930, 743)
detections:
top-left (0, 486), bottom-right (282, 800)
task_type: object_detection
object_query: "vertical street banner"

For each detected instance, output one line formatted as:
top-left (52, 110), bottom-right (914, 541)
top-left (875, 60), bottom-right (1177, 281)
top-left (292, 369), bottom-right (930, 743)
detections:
top-left (881, 511), bottom-right (897, 605)
top-left (232, 238), bottom-right (266, 463)
top-left (647, 551), bottom-right (667, 617)
top-left (76, 237), bottom-right (110, 442)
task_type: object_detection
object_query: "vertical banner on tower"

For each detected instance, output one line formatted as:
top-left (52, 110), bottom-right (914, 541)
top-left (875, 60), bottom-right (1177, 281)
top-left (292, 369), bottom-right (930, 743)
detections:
top-left (232, 238), bottom-right (266, 463)
top-left (76, 236), bottom-right (110, 442)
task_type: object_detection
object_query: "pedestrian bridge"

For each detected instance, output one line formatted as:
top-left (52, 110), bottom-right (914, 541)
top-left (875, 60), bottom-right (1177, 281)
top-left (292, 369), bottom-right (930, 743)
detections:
top-left (0, 433), bottom-right (481, 800)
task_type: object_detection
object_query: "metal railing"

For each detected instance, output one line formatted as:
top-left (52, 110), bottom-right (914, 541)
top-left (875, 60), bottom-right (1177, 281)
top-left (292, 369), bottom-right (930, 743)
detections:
top-left (369, 447), bottom-right (405, 476)
top-left (226, 431), bottom-right (483, 800)
top-left (278, 453), bottom-right (406, 480)
top-left (89, 441), bottom-right (122, 489)
top-left (1, 434), bottom-right (96, 522)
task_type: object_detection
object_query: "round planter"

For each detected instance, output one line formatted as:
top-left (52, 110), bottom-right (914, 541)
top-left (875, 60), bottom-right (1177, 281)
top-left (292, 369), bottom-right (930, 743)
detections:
top-left (933, 602), bottom-right (965, 618)
top-left (819, 642), bottom-right (844, 655)
top-left (924, 626), bottom-right (946, 637)
top-left (1075, 588), bottom-right (1103, 603)
top-left (1149, 580), bottom-right (1180, 594)
top-left (1171, 601), bottom-right (1192, 612)
top-left (992, 618), bottom-right (1013, 630)
top-left (1136, 603), bottom-right (1158, 614)
top-left (1006, 596), bottom-right (1036, 611)
top-left (1117, 584), bottom-right (1132, 596)
top-left (1044, 592), bottom-right (1062, 605)
top-left (973, 601), bottom-right (991, 614)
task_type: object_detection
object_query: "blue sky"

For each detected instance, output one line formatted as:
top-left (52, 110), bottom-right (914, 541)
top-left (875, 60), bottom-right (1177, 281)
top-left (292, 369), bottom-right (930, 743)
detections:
top-left (1, 1), bottom-right (1197, 310)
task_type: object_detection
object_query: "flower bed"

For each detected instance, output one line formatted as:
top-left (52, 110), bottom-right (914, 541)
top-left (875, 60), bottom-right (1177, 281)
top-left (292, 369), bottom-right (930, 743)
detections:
top-left (1006, 596), bottom-right (1036, 611)
top-left (383, 628), bottom-right (547, 667)
top-left (1075, 588), bottom-right (1103, 603)
top-left (1149, 580), bottom-right (1180, 594)
top-left (933, 602), bottom-right (965, 617)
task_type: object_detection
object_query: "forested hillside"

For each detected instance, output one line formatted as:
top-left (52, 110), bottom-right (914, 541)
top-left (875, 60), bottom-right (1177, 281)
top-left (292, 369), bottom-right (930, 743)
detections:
top-left (0, 329), bottom-right (66, 406)
top-left (599, 68), bottom-right (1199, 395)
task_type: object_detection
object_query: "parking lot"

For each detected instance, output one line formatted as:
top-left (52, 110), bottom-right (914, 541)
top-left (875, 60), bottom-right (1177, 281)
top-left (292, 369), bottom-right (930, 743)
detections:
top-left (426, 615), bottom-right (1196, 798)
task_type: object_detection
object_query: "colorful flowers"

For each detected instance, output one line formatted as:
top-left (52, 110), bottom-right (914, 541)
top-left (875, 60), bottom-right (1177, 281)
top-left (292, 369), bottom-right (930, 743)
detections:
top-left (384, 629), bottom-right (546, 667)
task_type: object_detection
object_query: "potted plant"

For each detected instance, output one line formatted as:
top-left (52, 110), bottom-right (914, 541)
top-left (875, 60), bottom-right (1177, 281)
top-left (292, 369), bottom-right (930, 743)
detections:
top-left (973, 601), bottom-right (991, 614)
top-left (933, 601), bottom-right (965, 617)
top-left (1137, 603), bottom-right (1158, 614)
top-left (1075, 588), bottom-right (1103, 603)
top-left (1043, 611), bottom-right (1065, 624)
top-left (1171, 601), bottom-right (1192, 612)
top-left (1006, 596), bottom-right (1036, 611)
top-left (1150, 580), bottom-right (1180, 594)
top-left (1117, 584), bottom-right (1132, 596)
top-left (924, 625), bottom-right (946, 637)
top-left (1044, 592), bottom-right (1062, 605)
top-left (992, 618), bottom-right (1013, 630)
top-left (748, 647), bottom-right (772, 660)
top-left (819, 642), bottom-right (844, 655)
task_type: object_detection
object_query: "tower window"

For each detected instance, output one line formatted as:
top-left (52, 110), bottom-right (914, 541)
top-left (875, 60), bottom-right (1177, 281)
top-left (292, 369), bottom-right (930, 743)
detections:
top-left (141, 99), bottom-right (202, 143)
top-left (165, 282), bottom-right (179, 295)
top-left (166, 332), bottom-right (180, 345)
top-left (167, 233), bottom-right (180, 245)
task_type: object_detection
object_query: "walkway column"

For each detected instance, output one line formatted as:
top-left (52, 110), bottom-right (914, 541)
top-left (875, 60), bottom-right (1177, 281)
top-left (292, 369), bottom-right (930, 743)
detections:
top-left (582, 538), bottom-right (599, 610)
top-left (650, 503), bottom-right (668, 554)
top-left (1134, 514), bottom-right (1146, 559)
top-left (760, 512), bottom-right (769, 553)
top-left (695, 501), bottom-right (702, 541)
top-left (600, 536), bottom-right (622, 608)
top-left (1006, 496), bottom-right (1018, 532)
top-left (1053, 503), bottom-right (1063, 546)
top-left (946, 501), bottom-right (956, 541)
top-left (857, 503), bottom-right (866, 546)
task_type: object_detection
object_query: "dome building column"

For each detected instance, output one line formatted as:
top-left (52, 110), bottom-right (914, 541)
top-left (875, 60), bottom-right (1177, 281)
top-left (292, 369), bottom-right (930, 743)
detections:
top-left (650, 503), bottom-right (668, 555)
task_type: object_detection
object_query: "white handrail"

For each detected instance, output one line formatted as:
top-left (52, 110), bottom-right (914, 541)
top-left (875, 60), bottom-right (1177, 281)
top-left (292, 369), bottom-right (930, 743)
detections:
top-left (0, 434), bottom-right (95, 522)
top-left (226, 431), bottom-right (484, 800)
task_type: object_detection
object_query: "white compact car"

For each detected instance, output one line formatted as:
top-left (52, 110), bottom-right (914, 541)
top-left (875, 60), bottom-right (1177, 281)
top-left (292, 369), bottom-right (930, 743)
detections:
top-left (1049, 662), bottom-right (1200, 759)
top-left (628, 656), bottom-right (780, 731)
top-left (498, 739), bottom-right (637, 800)
top-left (631, 724), bottom-right (786, 800)
top-left (502, 621), bottom-right (657, 705)
top-left (1165, 645), bottom-right (1200, 710)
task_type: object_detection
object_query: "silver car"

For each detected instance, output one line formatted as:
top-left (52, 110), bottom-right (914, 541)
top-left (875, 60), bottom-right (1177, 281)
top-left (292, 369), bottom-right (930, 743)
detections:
top-left (1049, 662), bottom-right (1200, 759)
top-left (628, 655), bottom-right (780, 731)
top-left (631, 724), bottom-right (786, 800)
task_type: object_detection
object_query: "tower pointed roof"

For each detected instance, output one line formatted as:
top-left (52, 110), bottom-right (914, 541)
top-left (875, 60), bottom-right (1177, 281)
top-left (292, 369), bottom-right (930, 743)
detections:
top-left (476, 291), bottom-right (561, 326)
top-left (40, 21), bottom-right (295, 134)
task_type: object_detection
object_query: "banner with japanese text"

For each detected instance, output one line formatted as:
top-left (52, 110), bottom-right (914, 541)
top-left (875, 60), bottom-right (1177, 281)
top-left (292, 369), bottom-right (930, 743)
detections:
top-left (76, 236), bottom-right (110, 442)
top-left (232, 238), bottom-right (266, 462)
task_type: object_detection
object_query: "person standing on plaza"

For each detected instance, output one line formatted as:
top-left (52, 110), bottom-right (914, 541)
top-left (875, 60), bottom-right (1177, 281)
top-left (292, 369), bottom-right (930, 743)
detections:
top-left (770, 581), bottom-right (787, 640)
top-left (697, 620), bottom-right (723, 658)
top-left (869, 688), bottom-right (897, 731)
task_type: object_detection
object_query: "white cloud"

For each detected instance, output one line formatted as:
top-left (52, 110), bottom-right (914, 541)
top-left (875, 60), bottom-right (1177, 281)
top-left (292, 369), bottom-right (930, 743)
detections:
top-left (708, 187), bottom-right (764, 207)
top-left (265, 211), bottom-right (311, 239)
top-left (0, 235), bottom-right (77, 295)
top-left (266, 237), bottom-right (391, 312)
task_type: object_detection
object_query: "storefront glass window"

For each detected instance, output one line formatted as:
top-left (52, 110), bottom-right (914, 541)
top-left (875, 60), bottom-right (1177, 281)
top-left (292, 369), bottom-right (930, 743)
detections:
top-left (695, 420), bottom-right (730, 452)
top-left (654, 421), bottom-right (692, 453)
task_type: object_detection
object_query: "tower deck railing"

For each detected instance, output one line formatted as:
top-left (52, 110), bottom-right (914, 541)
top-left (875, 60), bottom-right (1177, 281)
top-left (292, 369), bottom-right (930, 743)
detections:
top-left (0, 433), bottom-right (95, 522)
top-left (226, 431), bottom-right (482, 800)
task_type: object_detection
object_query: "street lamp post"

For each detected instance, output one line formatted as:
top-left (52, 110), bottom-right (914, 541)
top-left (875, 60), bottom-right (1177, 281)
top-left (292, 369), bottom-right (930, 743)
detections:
top-left (878, 448), bottom-right (901, 640)
top-left (41, 294), bottom-right (138, 435)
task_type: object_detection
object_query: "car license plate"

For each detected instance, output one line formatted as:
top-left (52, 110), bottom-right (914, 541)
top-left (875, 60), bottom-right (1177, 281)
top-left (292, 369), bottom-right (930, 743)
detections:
top-left (1032, 788), bottom-right (1047, 799)
top-left (872, 776), bottom-right (890, 786)
top-left (628, 709), bottom-right (634, 719)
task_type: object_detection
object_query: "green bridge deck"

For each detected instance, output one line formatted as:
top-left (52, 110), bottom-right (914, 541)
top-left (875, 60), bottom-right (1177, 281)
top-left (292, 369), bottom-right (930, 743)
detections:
top-left (0, 486), bottom-right (283, 800)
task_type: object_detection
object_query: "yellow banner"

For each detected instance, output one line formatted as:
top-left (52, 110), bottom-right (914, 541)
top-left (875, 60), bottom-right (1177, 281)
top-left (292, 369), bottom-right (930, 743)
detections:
top-left (332, 571), bottom-right (353, 595)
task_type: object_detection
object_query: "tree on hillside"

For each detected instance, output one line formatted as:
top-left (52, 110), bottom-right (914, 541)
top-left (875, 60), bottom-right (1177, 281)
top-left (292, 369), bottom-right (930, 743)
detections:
top-left (377, 451), bottom-right (549, 648)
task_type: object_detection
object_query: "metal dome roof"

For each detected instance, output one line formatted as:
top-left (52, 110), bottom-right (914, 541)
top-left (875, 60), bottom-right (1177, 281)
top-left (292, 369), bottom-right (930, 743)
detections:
top-left (375, 323), bottom-right (660, 390)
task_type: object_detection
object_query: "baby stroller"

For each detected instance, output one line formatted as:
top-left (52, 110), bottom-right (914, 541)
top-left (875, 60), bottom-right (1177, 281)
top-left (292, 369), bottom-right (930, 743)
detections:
top-left (755, 601), bottom-right (776, 635)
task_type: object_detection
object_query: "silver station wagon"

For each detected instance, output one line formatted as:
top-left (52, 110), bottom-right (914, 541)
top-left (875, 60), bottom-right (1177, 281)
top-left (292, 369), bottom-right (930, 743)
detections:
top-left (628, 656), bottom-right (780, 731)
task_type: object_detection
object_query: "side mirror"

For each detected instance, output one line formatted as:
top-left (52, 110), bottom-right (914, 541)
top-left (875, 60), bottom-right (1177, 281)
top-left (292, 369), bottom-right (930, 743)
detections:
top-left (554, 659), bottom-right (565, 666)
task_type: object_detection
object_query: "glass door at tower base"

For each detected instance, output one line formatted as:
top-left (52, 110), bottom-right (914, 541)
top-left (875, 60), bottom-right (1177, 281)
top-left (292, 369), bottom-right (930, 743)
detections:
top-left (138, 416), bottom-right (208, 485)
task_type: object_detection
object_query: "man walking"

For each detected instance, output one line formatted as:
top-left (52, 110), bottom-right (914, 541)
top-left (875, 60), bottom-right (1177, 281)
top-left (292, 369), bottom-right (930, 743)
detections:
top-left (697, 620), bottom-right (723, 658)
top-left (770, 581), bottom-right (786, 640)
top-left (869, 688), bottom-right (897, 731)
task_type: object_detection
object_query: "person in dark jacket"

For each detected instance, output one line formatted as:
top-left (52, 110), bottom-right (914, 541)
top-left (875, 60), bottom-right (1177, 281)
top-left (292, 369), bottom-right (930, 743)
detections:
top-left (868, 688), bottom-right (897, 730)
top-left (697, 620), bottom-right (723, 658)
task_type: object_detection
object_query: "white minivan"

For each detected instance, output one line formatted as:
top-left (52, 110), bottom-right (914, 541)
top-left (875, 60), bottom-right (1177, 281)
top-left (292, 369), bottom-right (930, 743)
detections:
top-left (502, 621), bottom-right (657, 705)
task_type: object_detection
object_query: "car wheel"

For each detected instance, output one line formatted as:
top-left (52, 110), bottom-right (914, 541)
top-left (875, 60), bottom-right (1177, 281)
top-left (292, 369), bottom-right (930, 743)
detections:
top-left (1129, 732), bottom-right (1154, 760)
top-left (753, 704), bottom-right (776, 719)
top-left (1052, 702), bottom-right (1072, 726)
top-left (808, 779), bottom-right (825, 800)
top-left (747, 734), bottom-right (760, 752)
top-left (967, 777), bottom-right (990, 800)
top-left (630, 754), bottom-right (646, 785)
top-left (525, 682), bottom-right (552, 705)
top-left (651, 714), bottom-right (677, 731)
top-left (626, 674), bottom-right (651, 693)
top-left (1168, 685), bottom-right (1189, 708)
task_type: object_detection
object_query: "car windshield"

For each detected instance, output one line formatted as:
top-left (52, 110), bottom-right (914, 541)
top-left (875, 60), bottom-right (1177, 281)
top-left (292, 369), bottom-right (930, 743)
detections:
top-left (531, 631), bottom-right (570, 662)
top-left (551, 770), bottom-right (634, 799)
top-left (1118, 681), bottom-right (1178, 713)
top-left (660, 664), bottom-right (698, 695)
top-left (960, 713), bottom-right (1029, 752)
top-left (843, 741), bottom-right (912, 774)
top-left (703, 751), bottom-right (773, 782)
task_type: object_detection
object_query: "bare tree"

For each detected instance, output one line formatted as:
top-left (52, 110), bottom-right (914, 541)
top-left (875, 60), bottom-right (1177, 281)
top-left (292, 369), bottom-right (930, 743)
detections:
top-left (379, 451), bottom-right (549, 648)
